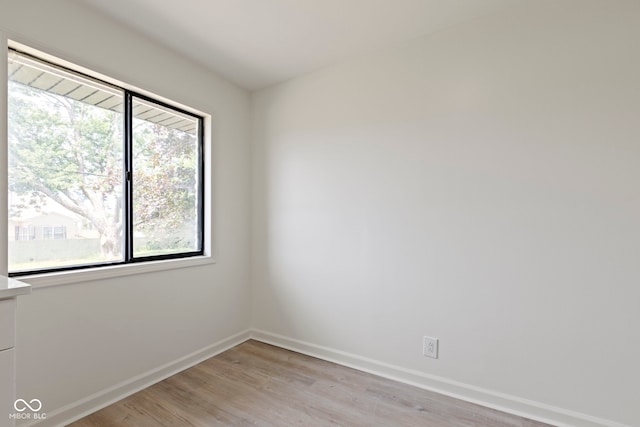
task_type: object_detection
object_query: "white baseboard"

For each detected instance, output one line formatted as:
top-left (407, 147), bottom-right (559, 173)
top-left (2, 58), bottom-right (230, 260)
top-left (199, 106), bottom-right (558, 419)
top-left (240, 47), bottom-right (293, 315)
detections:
top-left (29, 329), bottom-right (252, 427)
top-left (250, 329), bottom-right (629, 427)
top-left (26, 328), bottom-right (628, 427)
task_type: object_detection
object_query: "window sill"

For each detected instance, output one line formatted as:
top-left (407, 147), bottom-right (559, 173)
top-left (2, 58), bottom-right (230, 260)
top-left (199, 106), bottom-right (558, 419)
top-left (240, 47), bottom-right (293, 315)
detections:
top-left (14, 256), bottom-right (215, 289)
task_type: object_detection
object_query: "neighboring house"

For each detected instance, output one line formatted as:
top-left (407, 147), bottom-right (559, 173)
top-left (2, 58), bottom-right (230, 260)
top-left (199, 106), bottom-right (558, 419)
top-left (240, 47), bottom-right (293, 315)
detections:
top-left (8, 191), bottom-right (100, 241)
top-left (8, 211), bottom-right (98, 241)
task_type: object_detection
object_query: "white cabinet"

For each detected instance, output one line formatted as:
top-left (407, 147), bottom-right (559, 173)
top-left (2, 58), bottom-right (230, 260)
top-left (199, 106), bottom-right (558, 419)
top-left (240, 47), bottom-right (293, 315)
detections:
top-left (0, 349), bottom-right (14, 427)
top-left (0, 300), bottom-right (16, 351)
top-left (0, 278), bottom-right (30, 427)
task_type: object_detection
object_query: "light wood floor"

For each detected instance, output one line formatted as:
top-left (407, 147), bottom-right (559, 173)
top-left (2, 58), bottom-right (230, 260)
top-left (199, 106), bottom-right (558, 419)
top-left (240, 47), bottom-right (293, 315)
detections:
top-left (70, 340), bottom-right (553, 426)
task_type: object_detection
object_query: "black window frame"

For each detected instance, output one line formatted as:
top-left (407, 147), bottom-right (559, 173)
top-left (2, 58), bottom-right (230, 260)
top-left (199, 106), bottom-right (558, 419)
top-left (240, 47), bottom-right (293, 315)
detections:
top-left (8, 48), bottom-right (205, 277)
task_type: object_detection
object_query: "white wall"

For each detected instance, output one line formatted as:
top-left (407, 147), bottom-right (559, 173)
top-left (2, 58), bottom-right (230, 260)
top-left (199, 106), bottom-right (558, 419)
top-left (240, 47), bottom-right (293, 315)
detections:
top-left (252, 1), bottom-right (640, 426)
top-left (2, 0), bottom-right (639, 425)
top-left (0, 0), bottom-right (252, 423)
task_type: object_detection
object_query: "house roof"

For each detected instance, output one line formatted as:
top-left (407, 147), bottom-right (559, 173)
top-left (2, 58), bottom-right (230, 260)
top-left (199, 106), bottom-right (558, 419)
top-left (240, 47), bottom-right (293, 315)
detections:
top-left (8, 50), bottom-right (199, 134)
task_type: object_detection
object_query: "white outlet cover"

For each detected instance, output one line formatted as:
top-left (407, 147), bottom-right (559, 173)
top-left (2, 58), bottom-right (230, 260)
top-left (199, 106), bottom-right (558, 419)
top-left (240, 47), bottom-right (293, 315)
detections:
top-left (423, 336), bottom-right (438, 359)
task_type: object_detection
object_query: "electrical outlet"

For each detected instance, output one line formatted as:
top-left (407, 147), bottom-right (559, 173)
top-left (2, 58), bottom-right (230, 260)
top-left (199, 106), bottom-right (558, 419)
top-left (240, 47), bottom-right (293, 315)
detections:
top-left (423, 336), bottom-right (438, 359)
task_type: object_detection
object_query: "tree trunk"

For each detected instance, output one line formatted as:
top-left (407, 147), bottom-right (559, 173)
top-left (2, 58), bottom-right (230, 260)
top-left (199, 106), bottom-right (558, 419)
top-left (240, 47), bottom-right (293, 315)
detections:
top-left (94, 219), bottom-right (121, 259)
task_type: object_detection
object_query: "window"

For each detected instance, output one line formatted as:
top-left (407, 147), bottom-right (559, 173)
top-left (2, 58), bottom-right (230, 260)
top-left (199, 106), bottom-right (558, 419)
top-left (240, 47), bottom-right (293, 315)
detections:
top-left (7, 48), bottom-right (204, 275)
top-left (14, 225), bottom-right (35, 241)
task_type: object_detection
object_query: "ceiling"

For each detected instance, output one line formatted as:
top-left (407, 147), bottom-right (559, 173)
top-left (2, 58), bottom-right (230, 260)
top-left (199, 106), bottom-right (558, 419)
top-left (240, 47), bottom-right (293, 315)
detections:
top-left (80, 0), bottom-right (521, 91)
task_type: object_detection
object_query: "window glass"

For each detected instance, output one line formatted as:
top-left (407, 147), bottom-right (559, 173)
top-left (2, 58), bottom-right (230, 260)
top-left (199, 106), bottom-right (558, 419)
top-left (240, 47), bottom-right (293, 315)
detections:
top-left (7, 49), bottom-right (204, 275)
top-left (132, 97), bottom-right (201, 258)
top-left (8, 52), bottom-right (124, 272)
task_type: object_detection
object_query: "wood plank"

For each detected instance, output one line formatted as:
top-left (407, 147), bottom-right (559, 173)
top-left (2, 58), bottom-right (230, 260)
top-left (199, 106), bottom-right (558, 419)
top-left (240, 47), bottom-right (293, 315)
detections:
top-left (69, 340), bottom-right (554, 427)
